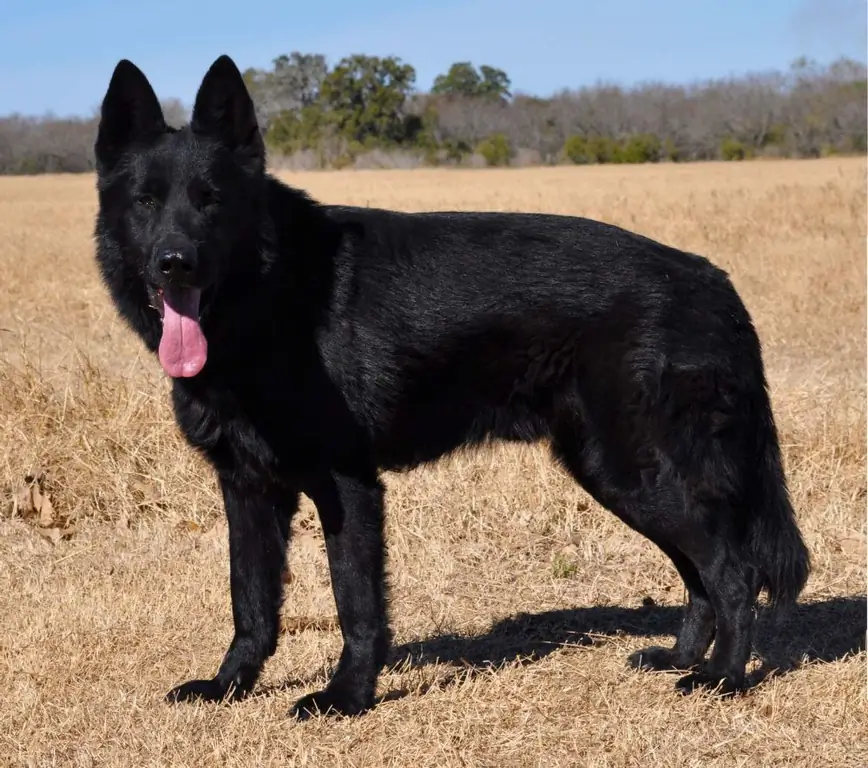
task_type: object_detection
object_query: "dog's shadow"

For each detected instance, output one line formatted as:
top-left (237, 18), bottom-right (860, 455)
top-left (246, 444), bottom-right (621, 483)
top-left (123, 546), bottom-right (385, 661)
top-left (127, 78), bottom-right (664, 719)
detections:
top-left (375, 595), bottom-right (866, 702)
top-left (258, 596), bottom-right (864, 704)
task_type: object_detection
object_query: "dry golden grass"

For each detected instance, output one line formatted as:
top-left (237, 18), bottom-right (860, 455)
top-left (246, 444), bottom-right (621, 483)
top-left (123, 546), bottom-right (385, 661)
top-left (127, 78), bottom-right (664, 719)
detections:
top-left (0, 157), bottom-right (865, 767)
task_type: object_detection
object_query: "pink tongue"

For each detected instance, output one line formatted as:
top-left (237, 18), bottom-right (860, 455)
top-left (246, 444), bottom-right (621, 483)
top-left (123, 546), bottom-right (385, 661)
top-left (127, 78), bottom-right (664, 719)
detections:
top-left (158, 287), bottom-right (207, 378)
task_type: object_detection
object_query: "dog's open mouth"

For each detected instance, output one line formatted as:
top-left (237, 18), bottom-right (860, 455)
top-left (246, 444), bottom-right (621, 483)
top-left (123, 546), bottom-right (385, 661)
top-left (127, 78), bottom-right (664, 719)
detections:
top-left (151, 286), bottom-right (208, 378)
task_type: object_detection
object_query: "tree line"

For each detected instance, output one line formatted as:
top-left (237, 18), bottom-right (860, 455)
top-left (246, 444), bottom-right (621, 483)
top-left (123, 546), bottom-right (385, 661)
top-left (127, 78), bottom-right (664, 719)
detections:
top-left (0, 53), bottom-right (865, 174)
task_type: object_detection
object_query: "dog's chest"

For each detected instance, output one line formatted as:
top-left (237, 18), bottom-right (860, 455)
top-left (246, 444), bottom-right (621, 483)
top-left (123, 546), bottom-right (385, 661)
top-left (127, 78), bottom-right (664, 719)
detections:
top-left (171, 379), bottom-right (318, 485)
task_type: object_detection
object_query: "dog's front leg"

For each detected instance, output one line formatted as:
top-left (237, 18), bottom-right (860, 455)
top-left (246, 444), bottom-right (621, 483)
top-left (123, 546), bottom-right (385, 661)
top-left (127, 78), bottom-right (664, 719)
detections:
top-left (291, 470), bottom-right (390, 719)
top-left (167, 476), bottom-right (298, 704)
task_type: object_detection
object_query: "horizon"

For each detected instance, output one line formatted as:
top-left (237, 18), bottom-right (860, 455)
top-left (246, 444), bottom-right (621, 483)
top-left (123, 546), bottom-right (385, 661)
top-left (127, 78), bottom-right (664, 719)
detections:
top-left (2, 0), bottom-right (866, 119)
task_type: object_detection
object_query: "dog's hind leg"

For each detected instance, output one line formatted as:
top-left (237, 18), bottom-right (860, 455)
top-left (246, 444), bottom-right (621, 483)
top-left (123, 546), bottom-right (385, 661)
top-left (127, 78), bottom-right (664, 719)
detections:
top-left (550, 430), bottom-right (717, 674)
top-left (550, 356), bottom-right (783, 695)
top-left (620, 488), bottom-right (759, 694)
top-left (626, 540), bottom-right (717, 673)
top-left (671, 520), bottom-right (760, 695)
top-left (625, 496), bottom-right (758, 695)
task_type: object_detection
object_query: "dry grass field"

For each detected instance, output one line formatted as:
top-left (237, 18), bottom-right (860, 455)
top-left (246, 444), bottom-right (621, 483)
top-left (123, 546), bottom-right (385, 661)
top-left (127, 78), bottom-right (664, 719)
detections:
top-left (0, 157), bottom-right (865, 767)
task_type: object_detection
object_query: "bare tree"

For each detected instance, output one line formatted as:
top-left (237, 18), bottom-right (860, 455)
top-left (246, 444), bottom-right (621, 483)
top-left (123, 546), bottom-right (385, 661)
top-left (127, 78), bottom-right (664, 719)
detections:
top-left (243, 52), bottom-right (328, 130)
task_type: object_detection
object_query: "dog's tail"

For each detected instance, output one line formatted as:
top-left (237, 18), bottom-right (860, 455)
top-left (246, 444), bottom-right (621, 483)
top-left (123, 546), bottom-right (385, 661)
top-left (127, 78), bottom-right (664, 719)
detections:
top-left (746, 402), bottom-right (811, 610)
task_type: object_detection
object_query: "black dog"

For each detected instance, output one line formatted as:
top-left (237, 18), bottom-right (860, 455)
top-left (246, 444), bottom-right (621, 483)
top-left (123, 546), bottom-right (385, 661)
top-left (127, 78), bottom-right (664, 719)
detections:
top-left (93, 55), bottom-right (810, 718)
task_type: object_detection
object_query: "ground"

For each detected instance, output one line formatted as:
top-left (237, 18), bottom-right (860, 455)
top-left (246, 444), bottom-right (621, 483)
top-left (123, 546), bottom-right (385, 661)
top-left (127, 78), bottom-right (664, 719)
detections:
top-left (0, 158), bottom-right (865, 767)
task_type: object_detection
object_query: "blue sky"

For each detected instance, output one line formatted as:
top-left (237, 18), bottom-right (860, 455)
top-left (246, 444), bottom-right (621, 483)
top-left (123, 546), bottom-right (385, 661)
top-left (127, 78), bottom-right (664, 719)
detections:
top-left (2, 0), bottom-right (865, 117)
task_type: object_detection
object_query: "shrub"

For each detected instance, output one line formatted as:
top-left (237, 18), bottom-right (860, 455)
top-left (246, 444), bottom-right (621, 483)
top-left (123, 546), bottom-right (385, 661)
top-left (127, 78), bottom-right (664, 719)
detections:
top-left (621, 133), bottom-right (662, 163)
top-left (762, 123), bottom-right (788, 148)
top-left (565, 134), bottom-right (639, 164)
top-left (563, 134), bottom-right (591, 164)
top-left (331, 140), bottom-right (365, 170)
top-left (476, 133), bottom-right (512, 166)
top-left (721, 137), bottom-right (750, 161)
top-left (849, 132), bottom-right (868, 153)
top-left (662, 138), bottom-right (681, 162)
top-left (586, 136), bottom-right (623, 164)
top-left (265, 105), bottom-right (328, 154)
top-left (442, 138), bottom-right (473, 163)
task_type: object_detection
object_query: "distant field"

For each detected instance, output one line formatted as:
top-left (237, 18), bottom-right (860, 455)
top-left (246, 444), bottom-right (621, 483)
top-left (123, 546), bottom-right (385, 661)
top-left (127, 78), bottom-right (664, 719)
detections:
top-left (0, 158), bottom-right (865, 767)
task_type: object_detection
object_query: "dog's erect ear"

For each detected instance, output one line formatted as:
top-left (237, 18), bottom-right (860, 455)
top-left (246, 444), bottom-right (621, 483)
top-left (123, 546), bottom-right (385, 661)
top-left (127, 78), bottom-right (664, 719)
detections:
top-left (191, 55), bottom-right (264, 168)
top-left (95, 60), bottom-right (166, 169)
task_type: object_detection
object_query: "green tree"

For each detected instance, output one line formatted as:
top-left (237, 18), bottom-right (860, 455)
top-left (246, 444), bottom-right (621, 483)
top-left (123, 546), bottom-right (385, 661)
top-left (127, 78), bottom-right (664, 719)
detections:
top-left (478, 65), bottom-right (511, 99)
top-left (432, 62), bottom-right (511, 100)
top-left (432, 62), bottom-right (481, 97)
top-left (320, 55), bottom-right (417, 145)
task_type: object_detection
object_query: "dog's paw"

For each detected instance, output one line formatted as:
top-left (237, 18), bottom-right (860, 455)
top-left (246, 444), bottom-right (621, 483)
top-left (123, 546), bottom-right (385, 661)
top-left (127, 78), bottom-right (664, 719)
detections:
top-left (165, 678), bottom-right (237, 704)
top-left (627, 645), bottom-right (699, 673)
top-left (627, 646), bottom-right (685, 672)
top-left (290, 688), bottom-right (371, 721)
top-left (676, 669), bottom-right (745, 697)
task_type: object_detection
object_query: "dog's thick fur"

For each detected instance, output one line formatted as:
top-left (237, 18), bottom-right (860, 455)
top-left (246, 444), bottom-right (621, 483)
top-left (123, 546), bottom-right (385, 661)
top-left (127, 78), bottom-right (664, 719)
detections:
top-left (93, 55), bottom-right (810, 718)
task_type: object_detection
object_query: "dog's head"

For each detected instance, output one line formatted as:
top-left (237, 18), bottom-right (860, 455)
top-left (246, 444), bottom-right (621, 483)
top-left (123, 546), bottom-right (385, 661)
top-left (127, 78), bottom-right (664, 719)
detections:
top-left (94, 55), bottom-right (265, 378)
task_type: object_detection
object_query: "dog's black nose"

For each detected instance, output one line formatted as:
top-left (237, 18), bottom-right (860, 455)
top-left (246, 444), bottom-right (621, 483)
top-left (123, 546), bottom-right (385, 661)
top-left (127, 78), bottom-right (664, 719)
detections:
top-left (156, 244), bottom-right (198, 285)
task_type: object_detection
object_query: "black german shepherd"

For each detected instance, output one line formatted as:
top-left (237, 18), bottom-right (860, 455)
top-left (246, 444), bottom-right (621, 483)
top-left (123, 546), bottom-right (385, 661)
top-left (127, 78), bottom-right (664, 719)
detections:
top-left (93, 55), bottom-right (810, 719)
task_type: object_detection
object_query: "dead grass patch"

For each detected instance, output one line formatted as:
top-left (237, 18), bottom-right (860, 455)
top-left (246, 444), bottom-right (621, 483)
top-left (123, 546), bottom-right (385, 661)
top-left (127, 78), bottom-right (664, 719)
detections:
top-left (0, 158), bottom-right (865, 766)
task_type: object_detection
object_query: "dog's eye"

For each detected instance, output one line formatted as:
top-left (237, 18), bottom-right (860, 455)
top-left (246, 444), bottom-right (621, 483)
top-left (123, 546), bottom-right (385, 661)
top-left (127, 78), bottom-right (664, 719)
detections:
top-left (137, 195), bottom-right (156, 208)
